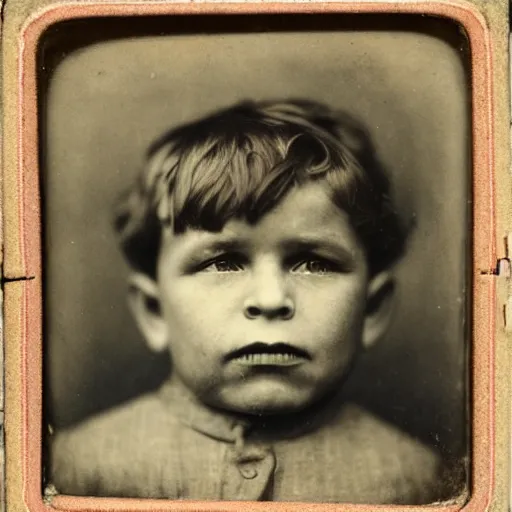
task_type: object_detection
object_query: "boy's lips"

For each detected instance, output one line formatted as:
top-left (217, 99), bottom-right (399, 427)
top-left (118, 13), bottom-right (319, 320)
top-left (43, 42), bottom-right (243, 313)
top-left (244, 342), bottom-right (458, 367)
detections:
top-left (224, 342), bottom-right (311, 367)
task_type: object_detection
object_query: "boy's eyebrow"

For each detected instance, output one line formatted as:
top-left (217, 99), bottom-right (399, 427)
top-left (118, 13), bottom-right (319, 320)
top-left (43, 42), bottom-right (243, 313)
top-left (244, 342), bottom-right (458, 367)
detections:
top-left (180, 233), bottom-right (359, 261)
top-left (186, 238), bottom-right (249, 255)
top-left (280, 236), bottom-right (358, 260)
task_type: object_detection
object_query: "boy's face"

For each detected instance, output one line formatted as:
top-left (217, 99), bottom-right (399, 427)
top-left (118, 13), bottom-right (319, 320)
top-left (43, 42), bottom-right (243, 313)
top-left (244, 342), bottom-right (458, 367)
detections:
top-left (132, 183), bottom-right (392, 415)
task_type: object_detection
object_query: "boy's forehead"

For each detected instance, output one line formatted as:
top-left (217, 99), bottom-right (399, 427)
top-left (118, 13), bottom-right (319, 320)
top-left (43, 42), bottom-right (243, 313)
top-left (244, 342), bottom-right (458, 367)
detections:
top-left (160, 184), bottom-right (365, 256)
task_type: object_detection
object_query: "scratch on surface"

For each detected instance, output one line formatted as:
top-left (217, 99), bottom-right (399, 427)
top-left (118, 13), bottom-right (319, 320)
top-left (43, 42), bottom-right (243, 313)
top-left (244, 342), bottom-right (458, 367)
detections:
top-left (1, 275), bottom-right (35, 283)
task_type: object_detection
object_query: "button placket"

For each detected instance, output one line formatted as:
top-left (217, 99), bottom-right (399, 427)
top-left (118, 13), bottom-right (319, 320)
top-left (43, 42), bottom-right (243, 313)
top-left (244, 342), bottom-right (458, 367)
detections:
top-left (238, 464), bottom-right (258, 479)
top-left (220, 426), bottom-right (276, 500)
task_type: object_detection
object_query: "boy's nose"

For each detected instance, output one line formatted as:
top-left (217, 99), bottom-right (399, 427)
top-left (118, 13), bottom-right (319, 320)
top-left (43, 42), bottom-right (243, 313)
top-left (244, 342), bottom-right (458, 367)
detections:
top-left (243, 262), bottom-right (295, 320)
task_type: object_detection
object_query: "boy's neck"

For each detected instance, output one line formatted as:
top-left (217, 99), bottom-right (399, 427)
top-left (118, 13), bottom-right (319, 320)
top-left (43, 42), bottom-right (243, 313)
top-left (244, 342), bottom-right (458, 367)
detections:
top-left (159, 374), bottom-right (350, 442)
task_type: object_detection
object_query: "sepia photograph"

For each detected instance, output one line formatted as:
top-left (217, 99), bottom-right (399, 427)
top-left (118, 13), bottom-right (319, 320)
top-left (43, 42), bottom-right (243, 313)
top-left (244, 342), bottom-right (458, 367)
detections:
top-left (39, 14), bottom-right (470, 505)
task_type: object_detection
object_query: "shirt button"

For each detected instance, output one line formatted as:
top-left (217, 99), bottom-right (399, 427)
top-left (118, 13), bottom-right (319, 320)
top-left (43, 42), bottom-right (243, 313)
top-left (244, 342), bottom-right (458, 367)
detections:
top-left (239, 465), bottom-right (258, 479)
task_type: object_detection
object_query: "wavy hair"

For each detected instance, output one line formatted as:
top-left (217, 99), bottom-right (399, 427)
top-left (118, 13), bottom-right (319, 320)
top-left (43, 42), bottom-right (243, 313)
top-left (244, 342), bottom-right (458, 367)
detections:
top-left (114, 100), bottom-right (408, 277)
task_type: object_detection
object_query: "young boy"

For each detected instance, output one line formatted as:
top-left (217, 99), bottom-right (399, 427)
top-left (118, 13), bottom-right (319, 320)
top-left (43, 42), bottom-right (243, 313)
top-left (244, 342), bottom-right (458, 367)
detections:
top-left (50, 100), bottom-right (451, 504)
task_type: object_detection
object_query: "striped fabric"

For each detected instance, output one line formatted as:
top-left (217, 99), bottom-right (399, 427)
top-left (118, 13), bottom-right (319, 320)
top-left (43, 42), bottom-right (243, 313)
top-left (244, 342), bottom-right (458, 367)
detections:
top-left (50, 380), bottom-right (452, 504)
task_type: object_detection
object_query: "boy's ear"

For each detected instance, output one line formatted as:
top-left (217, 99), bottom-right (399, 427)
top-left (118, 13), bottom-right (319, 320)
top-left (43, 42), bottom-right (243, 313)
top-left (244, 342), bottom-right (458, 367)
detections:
top-left (128, 273), bottom-right (169, 352)
top-left (362, 271), bottom-right (395, 349)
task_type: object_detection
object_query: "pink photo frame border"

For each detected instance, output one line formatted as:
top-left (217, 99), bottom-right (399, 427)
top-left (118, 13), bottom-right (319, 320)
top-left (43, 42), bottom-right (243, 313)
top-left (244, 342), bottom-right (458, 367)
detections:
top-left (11, 1), bottom-right (497, 511)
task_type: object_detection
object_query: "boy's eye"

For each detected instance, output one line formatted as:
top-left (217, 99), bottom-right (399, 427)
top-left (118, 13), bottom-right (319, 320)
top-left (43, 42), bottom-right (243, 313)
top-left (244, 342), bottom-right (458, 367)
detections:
top-left (291, 257), bottom-right (338, 274)
top-left (199, 255), bottom-right (246, 273)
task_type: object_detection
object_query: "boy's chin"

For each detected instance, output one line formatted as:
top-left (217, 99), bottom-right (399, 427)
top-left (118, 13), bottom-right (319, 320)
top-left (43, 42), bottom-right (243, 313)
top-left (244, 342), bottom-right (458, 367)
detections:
top-left (212, 383), bottom-right (323, 417)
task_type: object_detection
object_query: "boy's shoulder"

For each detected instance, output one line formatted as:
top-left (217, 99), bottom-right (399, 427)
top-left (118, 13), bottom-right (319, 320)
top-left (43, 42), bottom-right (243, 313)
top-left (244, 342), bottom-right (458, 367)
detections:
top-left (314, 403), bottom-right (458, 503)
top-left (332, 403), bottom-right (434, 459)
top-left (53, 390), bottom-right (178, 448)
top-left (49, 390), bottom-right (185, 497)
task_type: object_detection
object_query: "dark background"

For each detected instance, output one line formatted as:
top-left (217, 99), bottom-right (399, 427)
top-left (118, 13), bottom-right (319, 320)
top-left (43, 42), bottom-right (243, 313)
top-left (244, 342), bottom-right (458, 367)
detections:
top-left (41, 15), bottom-right (470, 461)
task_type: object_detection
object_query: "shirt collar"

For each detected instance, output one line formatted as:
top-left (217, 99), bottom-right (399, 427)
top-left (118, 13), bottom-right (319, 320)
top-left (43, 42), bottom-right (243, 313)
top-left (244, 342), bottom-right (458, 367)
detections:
top-left (158, 377), bottom-right (249, 443)
top-left (158, 375), bottom-right (349, 444)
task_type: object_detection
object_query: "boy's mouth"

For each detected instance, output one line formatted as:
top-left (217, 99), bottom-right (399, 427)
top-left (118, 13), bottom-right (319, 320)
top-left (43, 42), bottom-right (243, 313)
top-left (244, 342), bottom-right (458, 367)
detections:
top-left (225, 342), bottom-right (310, 367)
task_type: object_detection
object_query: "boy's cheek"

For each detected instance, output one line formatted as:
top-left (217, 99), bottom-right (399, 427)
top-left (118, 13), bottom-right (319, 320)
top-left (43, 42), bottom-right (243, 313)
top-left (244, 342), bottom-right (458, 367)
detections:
top-left (159, 281), bottom-right (243, 315)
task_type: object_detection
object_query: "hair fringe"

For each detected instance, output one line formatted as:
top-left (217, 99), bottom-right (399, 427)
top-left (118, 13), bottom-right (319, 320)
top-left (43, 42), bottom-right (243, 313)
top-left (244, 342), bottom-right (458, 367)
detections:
top-left (114, 99), bottom-right (409, 277)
